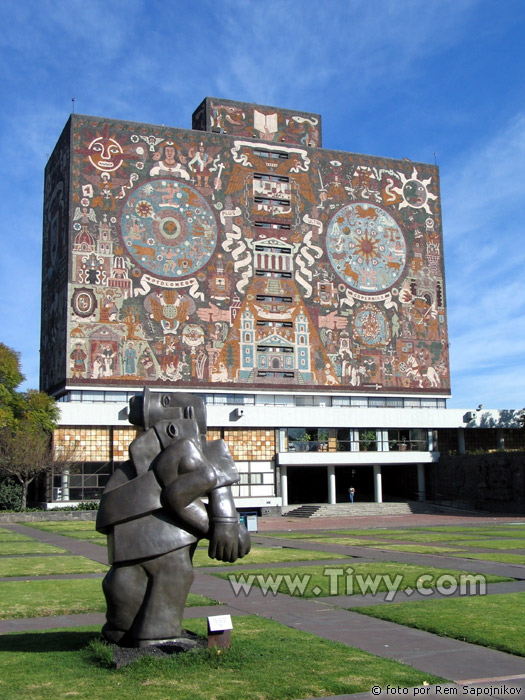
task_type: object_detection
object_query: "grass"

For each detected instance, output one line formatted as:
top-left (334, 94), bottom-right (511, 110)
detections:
top-left (22, 522), bottom-right (107, 541)
top-left (0, 555), bottom-right (108, 577)
top-left (0, 541), bottom-right (68, 556)
top-left (0, 530), bottom-right (35, 542)
top-left (369, 544), bottom-right (468, 554)
top-left (193, 544), bottom-right (350, 567)
top-left (20, 522), bottom-right (98, 533)
top-left (351, 592), bottom-right (525, 657)
top-left (282, 537), bottom-right (470, 552)
top-left (451, 552), bottom-right (525, 565)
top-left (452, 539), bottom-right (525, 551)
top-left (0, 617), bottom-right (445, 700)
top-left (213, 562), bottom-right (511, 598)
top-left (0, 579), bottom-right (215, 619)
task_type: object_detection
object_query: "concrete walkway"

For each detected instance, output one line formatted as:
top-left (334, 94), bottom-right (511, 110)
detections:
top-left (1, 516), bottom-right (524, 696)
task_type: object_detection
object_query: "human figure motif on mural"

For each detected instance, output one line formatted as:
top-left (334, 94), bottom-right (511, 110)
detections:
top-left (188, 142), bottom-right (211, 187)
top-left (123, 342), bottom-right (137, 375)
top-left (96, 388), bottom-right (250, 647)
top-left (70, 343), bottom-right (87, 378)
top-left (149, 143), bottom-right (190, 179)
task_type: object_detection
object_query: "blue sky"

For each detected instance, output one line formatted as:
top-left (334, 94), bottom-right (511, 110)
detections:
top-left (1, 0), bottom-right (523, 408)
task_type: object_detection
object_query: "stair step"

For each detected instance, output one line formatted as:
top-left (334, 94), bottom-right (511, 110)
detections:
top-left (282, 501), bottom-right (437, 518)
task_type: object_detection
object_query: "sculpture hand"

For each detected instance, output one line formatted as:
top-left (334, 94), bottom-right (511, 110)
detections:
top-left (208, 521), bottom-right (240, 563)
top-left (237, 521), bottom-right (251, 558)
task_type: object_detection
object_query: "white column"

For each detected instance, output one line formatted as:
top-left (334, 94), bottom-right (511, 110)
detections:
top-left (373, 465), bottom-right (382, 503)
top-left (280, 465), bottom-right (288, 507)
top-left (417, 463), bottom-right (426, 502)
top-left (457, 428), bottom-right (466, 455)
top-left (327, 465), bottom-right (336, 504)
top-left (61, 470), bottom-right (70, 501)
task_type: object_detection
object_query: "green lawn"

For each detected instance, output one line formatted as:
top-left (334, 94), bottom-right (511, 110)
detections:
top-left (0, 579), bottom-right (215, 619)
top-left (22, 521), bottom-right (98, 533)
top-left (0, 618), bottom-right (445, 700)
top-left (451, 552), bottom-right (525, 565)
top-left (453, 539), bottom-right (525, 551)
top-left (214, 562), bottom-right (510, 598)
top-left (193, 545), bottom-right (350, 567)
top-left (369, 544), bottom-right (468, 554)
top-left (0, 541), bottom-right (68, 556)
top-left (0, 530), bottom-right (35, 542)
top-left (352, 592), bottom-right (525, 657)
top-left (0, 555), bottom-right (108, 577)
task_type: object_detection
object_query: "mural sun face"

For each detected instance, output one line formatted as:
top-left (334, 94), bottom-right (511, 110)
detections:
top-left (395, 167), bottom-right (438, 214)
top-left (88, 136), bottom-right (125, 172)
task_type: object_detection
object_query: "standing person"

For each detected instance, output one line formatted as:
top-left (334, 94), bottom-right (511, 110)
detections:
top-left (348, 487), bottom-right (355, 503)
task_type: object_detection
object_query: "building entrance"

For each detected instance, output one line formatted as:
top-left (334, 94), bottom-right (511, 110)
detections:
top-left (287, 467), bottom-right (328, 504)
top-left (335, 466), bottom-right (375, 503)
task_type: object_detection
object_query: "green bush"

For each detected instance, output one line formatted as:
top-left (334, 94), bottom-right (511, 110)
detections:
top-left (0, 478), bottom-right (23, 511)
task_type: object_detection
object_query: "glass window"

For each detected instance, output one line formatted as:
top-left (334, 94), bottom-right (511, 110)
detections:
top-left (274, 395), bottom-right (293, 406)
top-left (351, 397), bottom-right (368, 407)
top-left (295, 396), bottom-right (314, 406)
top-left (405, 399), bottom-right (421, 408)
top-left (369, 398), bottom-right (386, 408)
top-left (332, 397), bottom-right (351, 407)
top-left (83, 391), bottom-right (104, 402)
top-left (109, 392), bottom-right (128, 402)
top-left (420, 398), bottom-right (437, 408)
top-left (385, 398), bottom-right (403, 408)
top-left (358, 429), bottom-right (377, 451)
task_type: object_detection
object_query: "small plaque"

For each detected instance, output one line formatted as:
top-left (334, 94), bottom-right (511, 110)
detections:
top-left (207, 615), bottom-right (233, 633)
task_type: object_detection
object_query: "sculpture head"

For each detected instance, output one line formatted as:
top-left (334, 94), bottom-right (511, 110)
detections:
top-left (128, 387), bottom-right (207, 437)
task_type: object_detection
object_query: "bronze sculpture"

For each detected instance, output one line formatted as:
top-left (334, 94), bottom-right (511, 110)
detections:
top-left (96, 388), bottom-right (250, 647)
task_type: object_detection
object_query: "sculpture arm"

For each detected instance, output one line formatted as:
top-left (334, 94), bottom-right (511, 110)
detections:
top-left (155, 438), bottom-right (217, 535)
top-left (207, 486), bottom-right (251, 563)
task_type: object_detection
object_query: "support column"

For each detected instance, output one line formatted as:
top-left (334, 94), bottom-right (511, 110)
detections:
top-left (327, 465), bottom-right (336, 505)
top-left (457, 428), bottom-right (466, 455)
top-left (280, 465), bottom-right (288, 507)
top-left (373, 465), bottom-right (382, 503)
top-left (417, 463), bottom-right (426, 502)
top-left (61, 470), bottom-right (70, 502)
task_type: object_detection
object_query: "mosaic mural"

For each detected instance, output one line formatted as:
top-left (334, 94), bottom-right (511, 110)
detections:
top-left (41, 100), bottom-right (450, 395)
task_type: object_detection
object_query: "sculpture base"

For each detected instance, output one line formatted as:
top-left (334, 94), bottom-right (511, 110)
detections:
top-left (107, 630), bottom-right (206, 668)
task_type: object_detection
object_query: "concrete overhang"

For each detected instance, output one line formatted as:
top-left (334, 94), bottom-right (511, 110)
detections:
top-left (276, 451), bottom-right (440, 466)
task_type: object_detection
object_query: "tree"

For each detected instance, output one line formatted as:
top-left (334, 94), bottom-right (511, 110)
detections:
top-left (0, 343), bottom-right (69, 509)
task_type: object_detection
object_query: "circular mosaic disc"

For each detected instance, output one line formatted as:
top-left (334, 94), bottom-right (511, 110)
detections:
top-left (326, 203), bottom-right (406, 293)
top-left (120, 179), bottom-right (217, 278)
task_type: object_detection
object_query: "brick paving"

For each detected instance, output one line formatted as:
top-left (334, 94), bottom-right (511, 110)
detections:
top-left (1, 514), bottom-right (524, 696)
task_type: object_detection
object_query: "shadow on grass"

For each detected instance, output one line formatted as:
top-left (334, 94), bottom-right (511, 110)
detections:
top-left (0, 629), bottom-right (100, 653)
